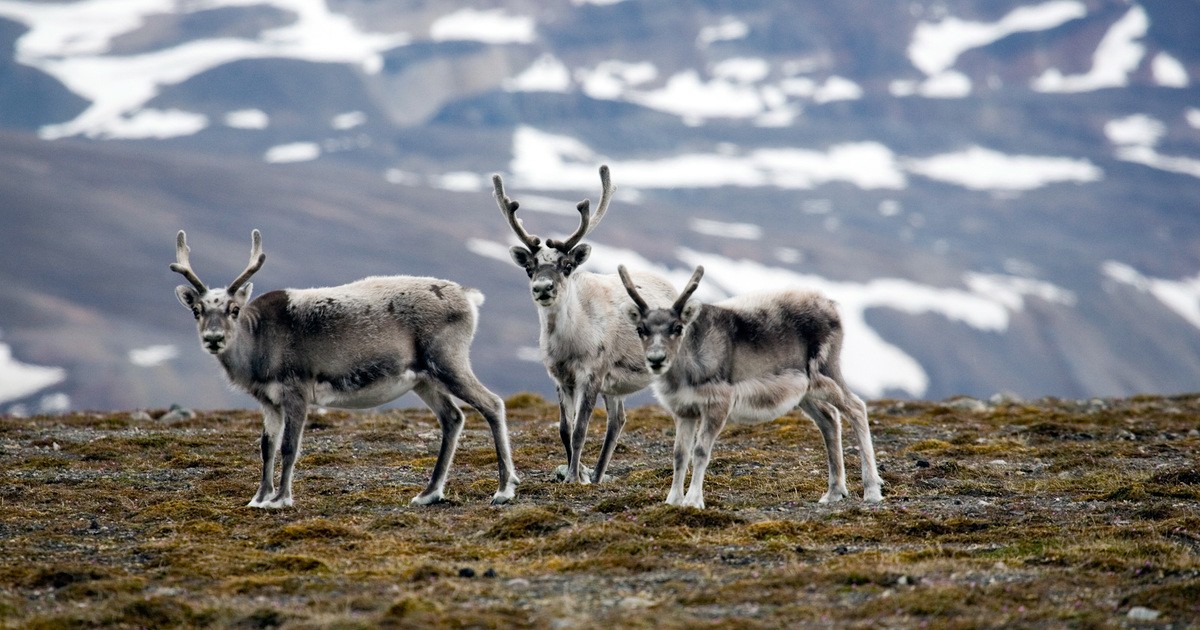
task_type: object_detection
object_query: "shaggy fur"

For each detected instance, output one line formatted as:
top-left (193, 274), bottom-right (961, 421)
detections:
top-left (620, 265), bottom-right (882, 509)
top-left (172, 230), bottom-right (517, 508)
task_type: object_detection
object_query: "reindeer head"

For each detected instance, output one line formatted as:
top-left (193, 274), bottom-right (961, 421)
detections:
top-left (619, 265), bottom-right (704, 374)
top-left (171, 230), bottom-right (265, 355)
top-left (492, 165), bottom-right (614, 307)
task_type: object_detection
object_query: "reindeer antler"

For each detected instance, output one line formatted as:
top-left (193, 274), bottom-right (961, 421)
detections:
top-left (673, 266), bottom-right (704, 313)
top-left (546, 199), bottom-right (591, 253)
top-left (548, 164), bottom-right (613, 252)
top-left (492, 174), bottom-right (541, 252)
top-left (170, 230), bottom-right (208, 293)
top-left (227, 229), bottom-right (266, 294)
top-left (617, 265), bottom-right (649, 314)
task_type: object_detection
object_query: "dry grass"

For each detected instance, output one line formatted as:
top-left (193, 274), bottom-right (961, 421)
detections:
top-left (1, 393), bottom-right (1198, 628)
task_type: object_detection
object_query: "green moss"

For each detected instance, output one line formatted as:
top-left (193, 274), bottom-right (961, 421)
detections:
top-left (484, 506), bottom-right (573, 540)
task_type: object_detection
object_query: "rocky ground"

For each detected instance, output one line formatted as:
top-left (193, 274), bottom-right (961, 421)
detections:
top-left (1, 393), bottom-right (1198, 628)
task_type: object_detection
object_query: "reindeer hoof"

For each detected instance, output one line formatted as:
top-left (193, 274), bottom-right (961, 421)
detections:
top-left (863, 488), bottom-right (883, 503)
top-left (410, 491), bottom-right (444, 506)
top-left (818, 488), bottom-right (849, 504)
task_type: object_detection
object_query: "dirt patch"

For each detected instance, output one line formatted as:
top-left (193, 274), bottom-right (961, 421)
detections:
top-left (1, 394), bottom-right (1199, 627)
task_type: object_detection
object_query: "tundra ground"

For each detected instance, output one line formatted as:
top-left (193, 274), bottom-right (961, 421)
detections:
top-left (1, 393), bottom-right (1198, 629)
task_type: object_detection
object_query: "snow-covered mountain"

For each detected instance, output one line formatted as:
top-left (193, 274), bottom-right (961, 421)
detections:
top-left (1, 0), bottom-right (1199, 411)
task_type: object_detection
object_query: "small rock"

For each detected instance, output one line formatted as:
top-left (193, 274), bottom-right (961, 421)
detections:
top-left (159, 404), bottom-right (195, 422)
top-left (1116, 429), bottom-right (1136, 441)
top-left (506, 578), bottom-right (530, 589)
top-left (1188, 428), bottom-right (1199, 438)
top-left (990, 391), bottom-right (1024, 405)
top-left (945, 397), bottom-right (987, 412)
top-left (793, 545), bottom-right (805, 554)
top-left (483, 568), bottom-right (498, 578)
top-left (896, 575), bottom-right (909, 586)
top-left (1126, 606), bottom-right (1160, 621)
top-left (458, 568), bottom-right (476, 578)
top-left (130, 411), bottom-right (152, 421)
top-left (51, 442), bottom-right (60, 451)
top-left (834, 545), bottom-right (850, 555)
top-left (989, 460), bottom-right (1008, 467)
top-left (915, 460), bottom-right (930, 468)
top-left (619, 596), bottom-right (655, 609)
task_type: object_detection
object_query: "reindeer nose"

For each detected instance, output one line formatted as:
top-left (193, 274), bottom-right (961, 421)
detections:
top-left (531, 280), bottom-right (554, 301)
top-left (646, 351), bottom-right (667, 369)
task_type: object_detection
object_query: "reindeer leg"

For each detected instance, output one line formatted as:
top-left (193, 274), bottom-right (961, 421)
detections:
top-left (438, 371), bottom-right (519, 505)
top-left (839, 389), bottom-right (882, 502)
top-left (666, 412), bottom-right (700, 505)
top-left (565, 377), bottom-right (602, 484)
top-left (800, 398), bottom-right (849, 503)
top-left (591, 395), bottom-right (626, 483)
top-left (410, 382), bottom-right (466, 506)
top-left (554, 386), bottom-right (575, 481)
top-left (264, 392), bottom-right (307, 508)
top-left (681, 401), bottom-right (730, 509)
top-left (248, 403), bottom-right (283, 508)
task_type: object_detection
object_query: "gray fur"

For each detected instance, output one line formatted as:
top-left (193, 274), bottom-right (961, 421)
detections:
top-left (493, 166), bottom-right (677, 484)
top-left (171, 230), bottom-right (518, 508)
top-left (619, 265), bottom-right (882, 509)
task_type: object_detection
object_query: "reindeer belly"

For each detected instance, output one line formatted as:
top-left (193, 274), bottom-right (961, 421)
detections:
top-left (312, 359), bottom-right (418, 409)
top-left (659, 371), bottom-right (809, 425)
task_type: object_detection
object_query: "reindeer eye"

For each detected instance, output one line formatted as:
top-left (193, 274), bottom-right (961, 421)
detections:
top-left (671, 325), bottom-right (683, 336)
top-left (636, 327), bottom-right (648, 338)
top-left (229, 305), bottom-right (241, 318)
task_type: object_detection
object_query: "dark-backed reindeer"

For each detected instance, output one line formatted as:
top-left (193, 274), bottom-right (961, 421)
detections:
top-left (170, 229), bottom-right (518, 508)
top-left (492, 166), bottom-right (677, 484)
top-left (618, 265), bottom-right (882, 508)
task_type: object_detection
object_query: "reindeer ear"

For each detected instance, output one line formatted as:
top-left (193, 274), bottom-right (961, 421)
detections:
top-left (567, 243), bottom-right (591, 266)
top-left (679, 299), bottom-right (702, 325)
top-left (232, 282), bottom-right (253, 305)
top-left (510, 247), bottom-right (534, 268)
top-left (176, 285), bottom-right (200, 309)
top-left (622, 301), bottom-right (642, 326)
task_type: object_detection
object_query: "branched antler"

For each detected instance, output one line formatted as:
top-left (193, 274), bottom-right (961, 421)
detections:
top-left (170, 230), bottom-right (208, 293)
top-left (549, 164), bottom-right (614, 252)
top-left (227, 229), bottom-right (265, 294)
top-left (492, 174), bottom-right (541, 252)
top-left (547, 200), bottom-right (591, 253)
top-left (673, 266), bottom-right (704, 313)
top-left (617, 265), bottom-right (649, 314)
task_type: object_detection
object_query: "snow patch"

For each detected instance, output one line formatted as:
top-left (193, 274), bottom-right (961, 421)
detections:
top-left (510, 126), bottom-right (906, 191)
top-left (429, 8), bottom-right (535, 44)
top-left (689, 218), bottom-right (763, 240)
top-left (904, 145), bottom-right (1102, 191)
top-left (506, 54), bottom-right (572, 93)
top-left (908, 1), bottom-right (1086, 75)
top-left (1032, 5), bottom-right (1148, 93)
top-left (0, 343), bottom-right (66, 405)
top-left (1104, 114), bottom-right (1166, 147)
top-left (1106, 113), bottom-right (1200, 179)
top-left (129, 344), bottom-right (178, 367)
top-left (1151, 52), bottom-right (1189, 88)
top-left (1104, 261), bottom-right (1200, 329)
top-left (697, 18), bottom-right (749, 47)
top-left (264, 142), bottom-right (320, 164)
top-left (331, 111), bottom-right (366, 130)
top-left (225, 109), bottom-right (269, 129)
top-left (0, 0), bottom-right (410, 140)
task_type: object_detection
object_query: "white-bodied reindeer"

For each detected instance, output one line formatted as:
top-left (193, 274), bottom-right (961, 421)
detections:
top-left (170, 229), bottom-right (518, 508)
top-left (618, 264), bottom-right (882, 508)
top-left (492, 166), bottom-right (677, 484)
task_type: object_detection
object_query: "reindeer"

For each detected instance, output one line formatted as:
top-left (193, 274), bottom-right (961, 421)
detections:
top-left (618, 264), bottom-right (882, 508)
top-left (170, 229), bottom-right (518, 508)
top-left (492, 166), bottom-right (677, 484)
